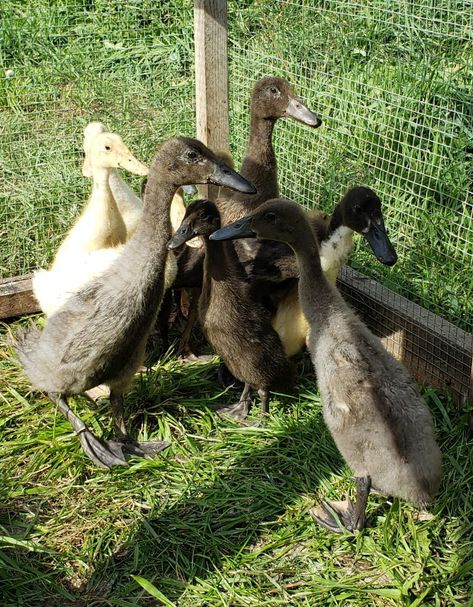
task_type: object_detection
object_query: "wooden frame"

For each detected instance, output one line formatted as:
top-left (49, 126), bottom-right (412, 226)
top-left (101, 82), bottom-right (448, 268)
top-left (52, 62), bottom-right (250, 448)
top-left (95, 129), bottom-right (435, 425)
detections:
top-left (194, 0), bottom-right (230, 197)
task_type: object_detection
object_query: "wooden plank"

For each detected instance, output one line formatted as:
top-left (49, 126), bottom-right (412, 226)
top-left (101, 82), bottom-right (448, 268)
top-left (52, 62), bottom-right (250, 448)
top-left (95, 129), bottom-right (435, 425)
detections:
top-left (338, 267), bottom-right (473, 405)
top-left (194, 0), bottom-right (230, 198)
top-left (0, 274), bottom-right (40, 319)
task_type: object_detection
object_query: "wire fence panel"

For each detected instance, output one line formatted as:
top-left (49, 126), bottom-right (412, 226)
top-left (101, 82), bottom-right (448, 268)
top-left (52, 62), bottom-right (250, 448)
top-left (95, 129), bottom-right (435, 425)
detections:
top-left (0, 0), bottom-right (195, 278)
top-left (0, 0), bottom-right (471, 359)
top-left (227, 0), bottom-right (472, 335)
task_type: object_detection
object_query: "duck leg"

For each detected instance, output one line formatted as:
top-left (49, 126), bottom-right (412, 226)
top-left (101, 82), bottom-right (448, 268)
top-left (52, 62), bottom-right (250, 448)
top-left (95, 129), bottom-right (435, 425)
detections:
top-left (258, 387), bottom-right (270, 416)
top-left (217, 382), bottom-right (252, 420)
top-left (310, 475), bottom-right (371, 533)
top-left (50, 392), bottom-right (127, 469)
top-left (217, 363), bottom-right (244, 390)
top-left (177, 288), bottom-right (214, 362)
top-left (109, 389), bottom-right (169, 458)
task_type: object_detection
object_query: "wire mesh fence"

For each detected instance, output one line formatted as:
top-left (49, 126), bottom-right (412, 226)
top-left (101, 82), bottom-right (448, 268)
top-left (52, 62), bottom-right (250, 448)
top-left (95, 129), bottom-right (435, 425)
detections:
top-left (0, 1), bottom-right (471, 396)
top-left (227, 0), bottom-right (472, 336)
top-left (0, 0), bottom-right (195, 278)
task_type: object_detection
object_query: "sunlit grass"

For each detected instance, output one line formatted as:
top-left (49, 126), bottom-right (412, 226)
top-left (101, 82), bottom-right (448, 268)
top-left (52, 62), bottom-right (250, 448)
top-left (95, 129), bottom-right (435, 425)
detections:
top-left (1, 322), bottom-right (472, 606)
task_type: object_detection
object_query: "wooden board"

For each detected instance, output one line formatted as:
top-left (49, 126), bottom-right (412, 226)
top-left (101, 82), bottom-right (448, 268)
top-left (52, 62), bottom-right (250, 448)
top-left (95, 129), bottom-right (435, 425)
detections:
top-left (0, 274), bottom-right (40, 319)
top-left (338, 267), bottom-right (473, 405)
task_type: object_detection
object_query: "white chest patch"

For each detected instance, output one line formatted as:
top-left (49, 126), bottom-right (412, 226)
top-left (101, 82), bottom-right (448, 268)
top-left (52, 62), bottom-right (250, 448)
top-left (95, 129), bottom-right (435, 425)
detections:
top-left (320, 226), bottom-right (354, 283)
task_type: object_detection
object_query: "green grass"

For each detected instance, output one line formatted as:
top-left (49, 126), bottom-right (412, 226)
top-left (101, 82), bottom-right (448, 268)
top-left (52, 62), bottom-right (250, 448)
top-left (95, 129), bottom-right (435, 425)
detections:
top-left (1, 321), bottom-right (472, 606)
top-left (0, 0), bottom-right (471, 332)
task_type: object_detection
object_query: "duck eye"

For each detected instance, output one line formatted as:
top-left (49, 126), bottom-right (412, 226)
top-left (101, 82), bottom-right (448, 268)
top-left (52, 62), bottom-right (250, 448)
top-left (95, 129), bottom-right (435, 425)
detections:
top-left (186, 150), bottom-right (198, 161)
top-left (353, 204), bottom-right (362, 214)
top-left (269, 86), bottom-right (279, 95)
top-left (264, 212), bottom-right (277, 222)
top-left (104, 145), bottom-right (111, 151)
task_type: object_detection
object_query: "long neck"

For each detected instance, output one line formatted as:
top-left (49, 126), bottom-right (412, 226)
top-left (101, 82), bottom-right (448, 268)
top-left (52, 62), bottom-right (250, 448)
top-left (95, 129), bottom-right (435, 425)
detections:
top-left (218, 115), bottom-right (278, 223)
top-left (240, 115), bottom-right (278, 200)
top-left (88, 165), bottom-right (120, 221)
top-left (108, 168), bottom-right (141, 211)
top-left (204, 237), bottom-right (241, 282)
top-left (292, 229), bottom-right (342, 332)
top-left (119, 166), bottom-right (174, 294)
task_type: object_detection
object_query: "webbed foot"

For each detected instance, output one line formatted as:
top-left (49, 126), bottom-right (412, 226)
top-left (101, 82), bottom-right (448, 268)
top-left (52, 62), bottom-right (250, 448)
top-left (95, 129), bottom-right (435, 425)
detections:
top-left (217, 399), bottom-right (251, 420)
top-left (78, 429), bottom-right (128, 469)
top-left (120, 439), bottom-right (170, 458)
top-left (310, 500), bottom-right (357, 533)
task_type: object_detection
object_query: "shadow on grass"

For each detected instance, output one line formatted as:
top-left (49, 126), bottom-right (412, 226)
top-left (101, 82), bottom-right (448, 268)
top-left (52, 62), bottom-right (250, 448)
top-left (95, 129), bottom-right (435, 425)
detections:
top-left (79, 410), bottom-right (336, 604)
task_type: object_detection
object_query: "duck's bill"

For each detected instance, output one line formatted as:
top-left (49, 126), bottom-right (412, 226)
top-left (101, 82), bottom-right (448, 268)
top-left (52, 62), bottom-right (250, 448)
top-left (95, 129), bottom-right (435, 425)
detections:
top-left (285, 97), bottom-right (322, 128)
top-left (364, 220), bottom-right (398, 266)
top-left (122, 155), bottom-right (148, 177)
top-left (209, 163), bottom-right (257, 194)
top-left (167, 223), bottom-right (195, 249)
top-left (210, 216), bottom-right (256, 241)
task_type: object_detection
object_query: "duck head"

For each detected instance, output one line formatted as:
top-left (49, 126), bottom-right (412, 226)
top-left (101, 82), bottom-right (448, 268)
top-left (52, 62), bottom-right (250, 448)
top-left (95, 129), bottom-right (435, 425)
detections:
top-left (82, 128), bottom-right (149, 177)
top-left (154, 137), bottom-right (257, 194)
top-left (333, 187), bottom-right (398, 266)
top-left (210, 198), bottom-right (308, 247)
top-left (167, 199), bottom-right (220, 249)
top-left (251, 77), bottom-right (322, 128)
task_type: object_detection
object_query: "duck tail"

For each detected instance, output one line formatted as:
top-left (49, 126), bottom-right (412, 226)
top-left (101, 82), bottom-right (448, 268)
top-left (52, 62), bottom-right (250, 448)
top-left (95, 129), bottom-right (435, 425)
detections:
top-left (12, 325), bottom-right (52, 392)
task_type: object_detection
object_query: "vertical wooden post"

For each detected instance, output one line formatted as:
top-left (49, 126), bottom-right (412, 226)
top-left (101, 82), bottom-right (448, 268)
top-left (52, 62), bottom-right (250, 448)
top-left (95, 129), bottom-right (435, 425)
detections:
top-left (194, 0), bottom-right (230, 197)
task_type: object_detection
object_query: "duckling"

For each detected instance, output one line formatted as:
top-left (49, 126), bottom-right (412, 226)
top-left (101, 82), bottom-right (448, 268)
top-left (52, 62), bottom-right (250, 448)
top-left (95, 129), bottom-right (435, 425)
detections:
top-left (263, 187), bottom-right (398, 357)
top-left (211, 198), bottom-right (442, 532)
top-left (14, 137), bottom-right (255, 469)
top-left (33, 125), bottom-right (180, 317)
top-left (82, 121), bottom-right (144, 238)
top-left (54, 128), bottom-right (148, 268)
top-left (167, 199), bottom-right (293, 419)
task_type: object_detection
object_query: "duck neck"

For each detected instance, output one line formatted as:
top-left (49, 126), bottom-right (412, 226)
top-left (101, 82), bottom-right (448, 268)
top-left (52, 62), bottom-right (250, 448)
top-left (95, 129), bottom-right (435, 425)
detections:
top-left (90, 165), bottom-right (117, 212)
top-left (292, 231), bottom-right (340, 332)
top-left (240, 115), bottom-right (278, 201)
top-left (219, 116), bottom-right (278, 223)
top-left (204, 236), bottom-right (240, 282)
top-left (123, 166), bottom-right (174, 290)
top-left (327, 205), bottom-right (345, 237)
top-left (135, 169), bottom-right (173, 247)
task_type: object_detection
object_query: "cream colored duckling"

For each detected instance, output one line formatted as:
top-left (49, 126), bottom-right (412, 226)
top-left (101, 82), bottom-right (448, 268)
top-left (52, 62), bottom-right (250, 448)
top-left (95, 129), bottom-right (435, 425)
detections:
top-left (52, 129), bottom-right (148, 269)
top-left (83, 121), bottom-right (198, 241)
top-left (33, 129), bottom-right (178, 316)
top-left (211, 198), bottom-right (441, 533)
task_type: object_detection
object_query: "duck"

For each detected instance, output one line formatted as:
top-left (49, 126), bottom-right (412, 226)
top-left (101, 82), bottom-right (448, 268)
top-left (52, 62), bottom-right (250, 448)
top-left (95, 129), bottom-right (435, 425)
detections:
top-left (14, 137), bottom-right (255, 469)
top-left (185, 77), bottom-right (319, 378)
top-left (54, 125), bottom-right (148, 267)
top-left (217, 76), bottom-right (321, 225)
top-left (211, 198), bottom-right (442, 533)
top-left (32, 123), bottom-right (179, 317)
top-left (154, 78), bottom-right (320, 362)
top-left (255, 187), bottom-right (398, 357)
top-left (167, 199), bottom-right (294, 419)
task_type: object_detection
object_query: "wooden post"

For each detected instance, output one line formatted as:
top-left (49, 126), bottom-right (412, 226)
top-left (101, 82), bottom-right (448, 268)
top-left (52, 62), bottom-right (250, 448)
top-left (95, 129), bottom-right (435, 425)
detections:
top-left (194, 0), bottom-right (230, 198)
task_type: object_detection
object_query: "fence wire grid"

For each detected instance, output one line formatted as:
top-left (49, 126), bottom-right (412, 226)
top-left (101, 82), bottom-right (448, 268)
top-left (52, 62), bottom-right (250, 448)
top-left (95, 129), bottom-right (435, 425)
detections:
top-left (0, 1), bottom-right (472, 384)
top-left (0, 0), bottom-right (195, 278)
top-left (228, 0), bottom-right (472, 337)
